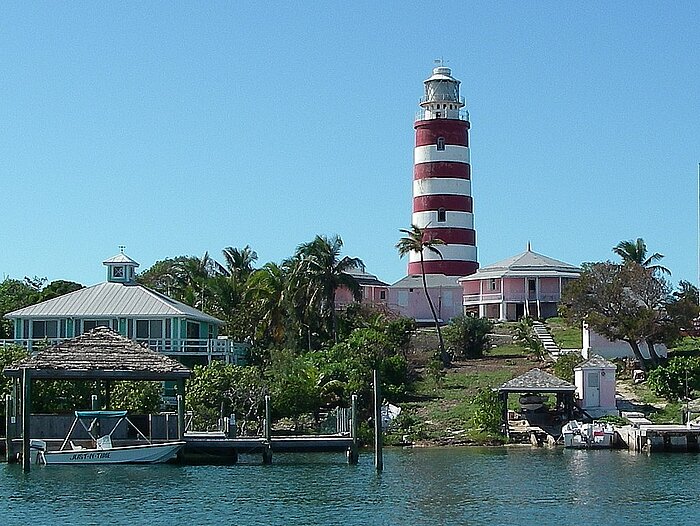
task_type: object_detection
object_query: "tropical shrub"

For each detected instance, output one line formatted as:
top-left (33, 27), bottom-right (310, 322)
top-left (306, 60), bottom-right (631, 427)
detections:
top-left (647, 356), bottom-right (700, 401)
top-left (110, 381), bottom-right (163, 413)
top-left (186, 361), bottom-right (267, 433)
top-left (443, 315), bottom-right (493, 359)
top-left (552, 353), bottom-right (585, 384)
top-left (470, 387), bottom-right (504, 435)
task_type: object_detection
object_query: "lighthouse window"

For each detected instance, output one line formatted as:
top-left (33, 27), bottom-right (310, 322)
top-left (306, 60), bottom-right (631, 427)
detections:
top-left (437, 137), bottom-right (445, 151)
top-left (437, 208), bottom-right (446, 222)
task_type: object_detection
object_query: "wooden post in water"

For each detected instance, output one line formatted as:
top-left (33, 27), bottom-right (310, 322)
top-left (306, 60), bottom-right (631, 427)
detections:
top-left (347, 394), bottom-right (359, 465)
top-left (373, 369), bottom-right (383, 472)
top-left (21, 368), bottom-right (31, 473)
top-left (262, 394), bottom-right (272, 464)
top-left (176, 379), bottom-right (186, 440)
top-left (5, 394), bottom-right (13, 463)
top-left (91, 394), bottom-right (100, 438)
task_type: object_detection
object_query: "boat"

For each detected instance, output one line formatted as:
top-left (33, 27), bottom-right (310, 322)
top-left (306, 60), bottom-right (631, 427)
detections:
top-left (32, 410), bottom-right (185, 465)
top-left (562, 420), bottom-right (615, 449)
top-left (518, 394), bottom-right (548, 411)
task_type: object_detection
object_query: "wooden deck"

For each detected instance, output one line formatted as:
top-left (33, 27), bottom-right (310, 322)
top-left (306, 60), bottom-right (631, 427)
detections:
top-left (617, 425), bottom-right (700, 452)
top-left (182, 433), bottom-right (356, 463)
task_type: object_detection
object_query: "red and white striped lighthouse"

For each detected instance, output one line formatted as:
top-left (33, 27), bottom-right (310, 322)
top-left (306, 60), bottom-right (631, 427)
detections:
top-left (409, 64), bottom-right (478, 277)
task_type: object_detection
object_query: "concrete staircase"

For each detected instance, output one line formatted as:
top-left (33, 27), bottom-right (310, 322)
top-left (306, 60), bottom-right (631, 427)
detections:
top-left (532, 321), bottom-right (561, 358)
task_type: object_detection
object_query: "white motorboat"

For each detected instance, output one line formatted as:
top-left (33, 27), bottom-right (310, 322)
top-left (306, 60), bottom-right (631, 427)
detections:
top-left (32, 410), bottom-right (185, 465)
top-left (562, 420), bottom-right (615, 449)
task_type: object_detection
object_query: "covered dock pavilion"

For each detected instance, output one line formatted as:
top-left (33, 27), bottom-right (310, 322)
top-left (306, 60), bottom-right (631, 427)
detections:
top-left (3, 326), bottom-right (191, 472)
top-left (498, 368), bottom-right (577, 439)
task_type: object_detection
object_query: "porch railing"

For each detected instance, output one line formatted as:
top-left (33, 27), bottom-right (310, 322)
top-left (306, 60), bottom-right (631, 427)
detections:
top-left (0, 337), bottom-right (248, 363)
top-left (463, 292), bottom-right (562, 305)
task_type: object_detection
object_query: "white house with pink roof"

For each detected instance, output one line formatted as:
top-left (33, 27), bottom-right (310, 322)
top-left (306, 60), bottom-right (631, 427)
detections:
top-left (458, 246), bottom-right (580, 321)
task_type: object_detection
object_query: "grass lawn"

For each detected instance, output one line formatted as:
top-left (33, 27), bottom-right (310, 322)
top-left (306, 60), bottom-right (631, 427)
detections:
top-left (387, 352), bottom-right (536, 445)
top-left (545, 317), bottom-right (582, 349)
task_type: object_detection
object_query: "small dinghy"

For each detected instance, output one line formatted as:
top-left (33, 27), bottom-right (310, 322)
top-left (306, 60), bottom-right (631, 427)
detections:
top-left (562, 420), bottom-right (615, 449)
top-left (33, 410), bottom-right (185, 465)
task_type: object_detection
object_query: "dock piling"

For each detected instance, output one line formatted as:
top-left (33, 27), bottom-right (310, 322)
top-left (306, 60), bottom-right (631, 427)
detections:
top-left (21, 368), bottom-right (31, 473)
top-left (373, 369), bottom-right (383, 472)
top-left (263, 395), bottom-right (272, 464)
top-left (347, 394), bottom-right (359, 465)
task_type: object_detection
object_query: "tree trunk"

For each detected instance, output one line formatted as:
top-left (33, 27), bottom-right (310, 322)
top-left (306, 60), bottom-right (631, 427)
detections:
top-left (644, 338), bottom-right (661, 366)
top-left (625, 339), bottom-right (647, 372)
top-left (420, 254), bottom-right (448, 367)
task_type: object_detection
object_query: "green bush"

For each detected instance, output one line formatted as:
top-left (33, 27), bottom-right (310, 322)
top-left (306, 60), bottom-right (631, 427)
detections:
top-left (647, 356), bottom-right (700, 401)
top-left (470, 387), bottom-right (504, 435)
top-left (552, 353), bottom-right (585, 384)
top-left (443, 315), bottom-right (493, 359)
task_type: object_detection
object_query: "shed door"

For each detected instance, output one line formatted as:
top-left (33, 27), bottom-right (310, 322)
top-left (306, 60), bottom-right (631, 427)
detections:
top-left (587, 372), bottom-right (600, 407)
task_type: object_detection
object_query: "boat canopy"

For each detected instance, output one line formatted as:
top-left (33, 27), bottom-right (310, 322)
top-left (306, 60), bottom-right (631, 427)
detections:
top-left (75, 410), bottom-right (128, 419)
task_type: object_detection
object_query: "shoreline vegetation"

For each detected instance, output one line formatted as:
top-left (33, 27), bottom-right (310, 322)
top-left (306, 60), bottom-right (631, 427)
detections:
top-left (1, 238), bottom-right (698, 450)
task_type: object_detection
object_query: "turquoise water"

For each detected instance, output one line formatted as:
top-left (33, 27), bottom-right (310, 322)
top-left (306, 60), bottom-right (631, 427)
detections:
top-left (3, 447), bottom-right (700, 525)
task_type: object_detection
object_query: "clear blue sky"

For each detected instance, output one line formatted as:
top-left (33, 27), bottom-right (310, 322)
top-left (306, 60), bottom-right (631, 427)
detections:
top-left (1, 2), bottom-right (698, 288)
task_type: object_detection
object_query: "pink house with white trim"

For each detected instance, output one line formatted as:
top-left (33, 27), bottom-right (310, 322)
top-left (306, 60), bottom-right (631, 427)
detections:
top-left (458, 247), bottom-right (580, 321)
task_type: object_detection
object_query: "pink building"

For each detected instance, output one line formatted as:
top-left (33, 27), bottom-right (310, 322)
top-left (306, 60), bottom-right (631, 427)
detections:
top-left (459, 247), bottom-right (580, 321)
top-left (335, 268), bottom-right (389, 310)
top-left (388, 274), bottom-right (463, 324)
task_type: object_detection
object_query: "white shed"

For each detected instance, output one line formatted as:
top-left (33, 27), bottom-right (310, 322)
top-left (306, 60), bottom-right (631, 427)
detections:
top-left (574, 355), bottom-right (618, 419)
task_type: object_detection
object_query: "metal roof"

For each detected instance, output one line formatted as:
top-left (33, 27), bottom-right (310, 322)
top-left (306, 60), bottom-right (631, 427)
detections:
top-left (499, 368), bottom-right (576, 393)
top-left (390, 274), bottom-right (461, 289)
top-left (3, 327), bottom-right (191, 380)
top-left (4, 281), bottom-right (223, 325)
top-left (102, 253), bottom-right (140, 267)
top-left (345, 268), bottom-right (389, 287)
top-left (459, 249), bottom-right (580, 282)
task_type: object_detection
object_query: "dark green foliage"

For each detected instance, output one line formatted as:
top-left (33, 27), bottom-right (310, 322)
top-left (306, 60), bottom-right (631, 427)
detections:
top-left (443, 315), bottom-right (493, 359)
top-left (426, 353), bottom-right (445, 388)
top-left (32, 380), bottom-right (98, 413)
top-left (110, 381), bottom-right (163, 413)
top-left (39, 280), bottom-right (84, 301)
top-left (0, 279), bottom-right (41, 338)
top-left (513, 317), bottom-right (545, 360)
top-left (553, 353), bottom-right (586, 384)
top-left (0, 345), bottom-right (27, 414)
top-left (470, 388), bottom-right (504, 435)
top-left (186, 361), bottom-right (267, 433)
top-left (266, 349), bottom-right (323, 420)
top-left (647, 356), bottom-right (700, 401)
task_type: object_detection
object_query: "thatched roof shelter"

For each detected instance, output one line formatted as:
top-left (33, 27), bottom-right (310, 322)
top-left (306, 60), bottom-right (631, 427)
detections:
top-left (3, 327), bottom-right (191, 381)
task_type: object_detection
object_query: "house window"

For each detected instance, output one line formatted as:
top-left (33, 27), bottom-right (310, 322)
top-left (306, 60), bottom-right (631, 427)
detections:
top-left (437, 208), bottom-right (446, 222)
top-left (489, 279), bottom-right (497, 291)
top-left (83, 319), bottom-right (112, 333)
top-left (398, 291), bottom-right (409, 307)
top-left (380, 290), bottom-right (386, 300)
top-left (136, 320), bottom-right (163, 340)
top-left (31, 320), bottom-right (59, 339)
top-left (437, 137), bottom-right (445, 151)
top-left (113, 266), bottom-right (124, 278)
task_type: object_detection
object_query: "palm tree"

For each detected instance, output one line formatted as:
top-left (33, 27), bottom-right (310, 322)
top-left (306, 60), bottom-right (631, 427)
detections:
top-left (396, 224), bottom-right (449, 367)
top-left (295, 235), bottom-right (364, 341)
top-left (222, 245), bottom-right (258, 280)
top-left (613, 238), bottom-right (670, 275)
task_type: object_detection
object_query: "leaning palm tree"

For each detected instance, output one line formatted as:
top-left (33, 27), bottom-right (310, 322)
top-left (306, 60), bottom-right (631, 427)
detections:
top-left (613, 238), bottom-right (670, 275)
top-left (396, 224), bottom-right (449, 367)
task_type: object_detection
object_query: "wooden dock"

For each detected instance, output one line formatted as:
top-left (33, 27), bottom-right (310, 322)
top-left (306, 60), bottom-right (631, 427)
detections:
top-left (182, 433), bottom-right (355, 463)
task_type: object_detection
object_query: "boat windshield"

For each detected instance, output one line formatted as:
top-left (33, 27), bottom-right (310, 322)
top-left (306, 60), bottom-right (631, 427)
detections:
top-left (75, 410), bottom-right (128, 419)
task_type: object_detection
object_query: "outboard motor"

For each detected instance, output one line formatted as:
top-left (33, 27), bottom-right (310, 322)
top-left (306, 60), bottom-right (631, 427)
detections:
top-left (29, 439), bottom-right (47, 465)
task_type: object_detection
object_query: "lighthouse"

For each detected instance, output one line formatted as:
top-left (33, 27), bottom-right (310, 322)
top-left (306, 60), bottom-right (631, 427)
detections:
top-left (409, 64), bottom-right (478, 277)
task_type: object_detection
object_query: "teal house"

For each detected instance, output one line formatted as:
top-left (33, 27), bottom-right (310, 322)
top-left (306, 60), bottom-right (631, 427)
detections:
top-left (4, 251), bottom-right (244, 364)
